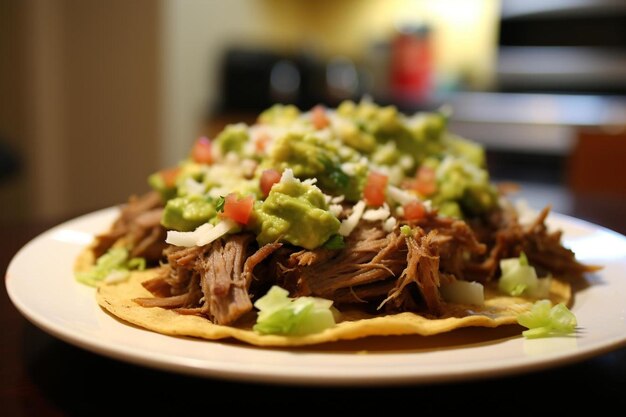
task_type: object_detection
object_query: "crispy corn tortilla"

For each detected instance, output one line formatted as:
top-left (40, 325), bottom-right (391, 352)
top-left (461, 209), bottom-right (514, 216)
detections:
top-left (95, 267), bottom-right (571, 347)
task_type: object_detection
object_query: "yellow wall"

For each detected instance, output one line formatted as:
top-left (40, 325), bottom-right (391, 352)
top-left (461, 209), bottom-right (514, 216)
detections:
top-left (261, 0), bottom-right (500, 87)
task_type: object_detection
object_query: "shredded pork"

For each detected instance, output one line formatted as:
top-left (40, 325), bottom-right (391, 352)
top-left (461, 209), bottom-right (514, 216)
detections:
top-left (93, 191), bottom-right (167, 264)
top-left (127, 202), bottom-right (596, 325)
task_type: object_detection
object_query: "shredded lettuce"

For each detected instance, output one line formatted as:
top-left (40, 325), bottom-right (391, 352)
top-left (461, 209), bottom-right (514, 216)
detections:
top-left (253, 286), bottom-right (336, 336)
top-left (76, 247), bottom-right (145, 287)
top-left (517, 299), bottom-right (577, 338)
top-left (498, 252), bottom-right (551, 298)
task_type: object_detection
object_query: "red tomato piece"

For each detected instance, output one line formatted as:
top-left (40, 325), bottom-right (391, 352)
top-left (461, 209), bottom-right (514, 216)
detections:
top-left (260, 169), bottom-right (282, 197)
top-left (403, 201), bottom-right (426, 220)
top-left (222, 193), bottom-right (254, 225)
top-left (191, 136), bottom-right (213, 164)
top-left (412, 166), bottom-right (437, 196)
top-left (254, 131), bottom-right (271, 153)
top-left (160, 167), bottom-right (181, 188)
top-left (311, 105), bottom-right (330, 130)
top-left (363, 171), bottom-right (388, 207)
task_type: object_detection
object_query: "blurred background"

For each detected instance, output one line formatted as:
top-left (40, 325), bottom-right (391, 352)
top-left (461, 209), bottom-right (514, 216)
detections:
top-left (1, 0), bottom-right (625, 224)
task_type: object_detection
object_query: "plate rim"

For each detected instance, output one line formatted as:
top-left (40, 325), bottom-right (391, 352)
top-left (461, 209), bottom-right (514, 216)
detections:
top-left (6, 207), bottom-right (626, 385)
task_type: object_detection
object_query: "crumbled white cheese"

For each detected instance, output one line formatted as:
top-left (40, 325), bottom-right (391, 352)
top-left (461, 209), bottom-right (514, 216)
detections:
top-left (329, 204), bottom-right (343, 217)
top-left (387, 185), bottom-right (419, 206)
top-left (383, 216), bottom-right (397, 232)
top-left (331, 195), bottom-right (345, 204)
top-left (208, 186), bottom-right (228, 199)
top-left (280, 168), bottom-right (296, 184)
top-left (184, 177), bottom-right (206, 196)
top-left (362, 203), bottom-right (391, 222)
top-left (339, 200), bottom-right (366, 236)
top-left (399, 155), bottom-right (414, 170)
top-left (340, 162), bottom-right (358, 176)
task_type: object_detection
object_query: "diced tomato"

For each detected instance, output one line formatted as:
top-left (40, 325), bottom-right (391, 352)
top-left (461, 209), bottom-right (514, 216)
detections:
top-left (222, 193), bottom-right (254, 225)
top-left (191, 136), bottom-right (213, 164)
top-left (160, 167), bottom-right (181, 188)
top-left (409, 166), bottom-right (437, 196)
top-left (260, 169), bottom-right (281, 197)
top-left (254, 131), bottom-right (271, 153)
top-left (363, 171), bottom-right (388, 207)
top-left (311, 105), bottom-right (330, 130)
top-left (403, 201), bottom-right (426, 221)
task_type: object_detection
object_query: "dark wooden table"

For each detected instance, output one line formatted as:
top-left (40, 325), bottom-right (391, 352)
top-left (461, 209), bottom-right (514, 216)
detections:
top-left (2, 188), bottom-right (626, 415)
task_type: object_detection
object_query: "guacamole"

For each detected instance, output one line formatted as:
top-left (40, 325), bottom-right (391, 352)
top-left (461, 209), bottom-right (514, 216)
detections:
top-left (148, 100), bottom-right (499, 248)
top-left (253, 171), bottom-right (340, 249)
top-left (162, 195), bottom-right (216, 232)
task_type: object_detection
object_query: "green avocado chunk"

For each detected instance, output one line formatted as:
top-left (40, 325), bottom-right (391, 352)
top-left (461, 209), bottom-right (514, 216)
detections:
top-left (253, 176), bottom-right (340, 250)
top-left (268, 132), bottom-right (365, 201)
top-left (161, 195), bottom-right (216, 232)
top-left (214, 124), bottom-right (249, 156)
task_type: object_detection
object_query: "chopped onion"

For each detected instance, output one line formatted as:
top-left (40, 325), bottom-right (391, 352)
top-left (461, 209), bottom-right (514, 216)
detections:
top-left (166, 219), bottom-right (237, 247)
top-left (440, 280), bottom-right (484, 305)
top-left (517, 300), bottom-right (577, 338)
top-left (339, 200), bottom-right (366, 236)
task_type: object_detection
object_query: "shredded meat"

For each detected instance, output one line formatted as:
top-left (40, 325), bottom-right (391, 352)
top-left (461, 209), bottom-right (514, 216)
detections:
top-left (293, 226), bottom-right (405, 300)
top-left (382, 230), bottom-right (443, 315)
top-left (130, 203), bottom-right (596, 322)
top-left (196, 235), bottom-right (255, 324)
top-left (92, 191), bottom-right (167, 264)
top-left (465, 206), bottom-right (600, 281)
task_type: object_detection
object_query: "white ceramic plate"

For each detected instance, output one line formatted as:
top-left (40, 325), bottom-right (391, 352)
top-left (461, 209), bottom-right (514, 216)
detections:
top-left (6, 208), bottom-right (626, 385)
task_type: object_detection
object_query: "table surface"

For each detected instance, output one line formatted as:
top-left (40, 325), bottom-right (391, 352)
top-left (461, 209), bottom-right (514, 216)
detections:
top-left (2, 187), bottom-right (626, 415)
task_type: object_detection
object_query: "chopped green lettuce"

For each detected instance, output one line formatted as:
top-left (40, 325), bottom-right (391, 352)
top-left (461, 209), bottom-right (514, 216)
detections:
top-left (253, 286), bottom-right (336, 336)
top-left (517, 299), bottom-right (577, 338)
top-left (498, 252), bottom-right (551, 298)
top-left (76, 247), bottom-right (145, 287)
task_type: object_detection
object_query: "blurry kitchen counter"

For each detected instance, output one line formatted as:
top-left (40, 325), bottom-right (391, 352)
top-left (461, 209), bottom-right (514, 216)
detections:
top-left (442, 92), bottom-right (626, 154)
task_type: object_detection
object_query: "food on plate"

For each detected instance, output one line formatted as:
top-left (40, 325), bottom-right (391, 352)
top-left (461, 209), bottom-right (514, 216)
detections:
top-left (78, 100), bottom-right (598, 346)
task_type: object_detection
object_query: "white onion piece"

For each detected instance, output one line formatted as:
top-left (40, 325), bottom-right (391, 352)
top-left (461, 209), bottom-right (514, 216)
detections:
top-left (440, 280), bottom-right (484, 305)
top-left (166, 219), bottom-right (237, 248)
top-left (339, 200), bottom-right (366, 236)
top-left (196, 219), bottom-right (237, 246)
